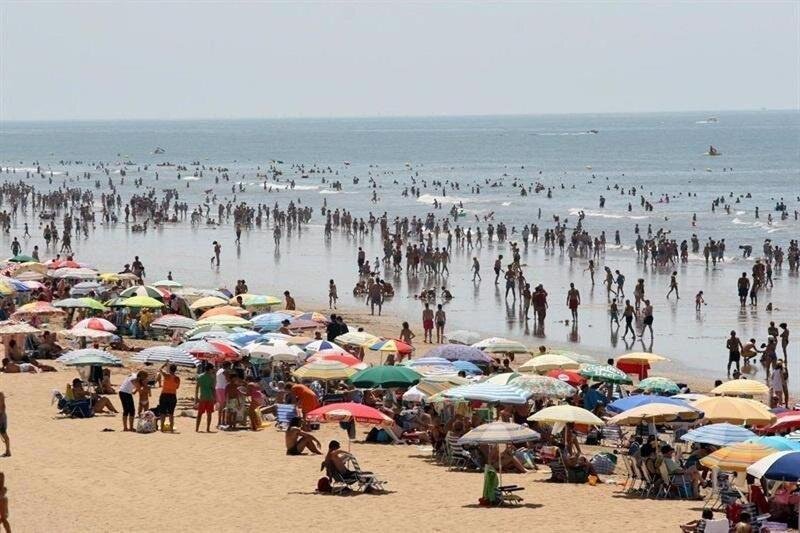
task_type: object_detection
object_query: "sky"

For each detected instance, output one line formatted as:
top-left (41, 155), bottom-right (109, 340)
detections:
top-left (1, 2), bottom-right (798, 121)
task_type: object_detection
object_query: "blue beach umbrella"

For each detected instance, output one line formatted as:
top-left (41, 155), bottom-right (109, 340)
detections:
top-left (443, 382), bottom-right (532, 405)
top-left (680, 423), bottom-right (757, 446)
top-left (746, 436), bottom-right (800, 452)
top-left (607, 395), bottom-right (692, 414)
top-left (748, 451), bottom-right (800, 481)
top-left (452, 360), bottom-right (482, 375)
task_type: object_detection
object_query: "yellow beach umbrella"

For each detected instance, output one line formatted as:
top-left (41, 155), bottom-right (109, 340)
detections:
top-left (616, 352), bottom-right (669, 364)
top-left (121, 296), bottom-right (164, 308)
top-left (189, 296), bottom-right (228, 310)
top-left (292, 360), bottom-right (357, 381)
top-left (606, 402), bottom-right (703, 426)
top-left (711, 379), bottom-right (770, 397)
top-left (518, 354), bottom-right (579, 374)
top-left (693, 396), bottom-right (776, 426)
top-left (528, 405), bottom-right (605, 426)
top-left (700, 442), bottom-right (777, 472)
top-left (335, 331), bottom-right (380, 347)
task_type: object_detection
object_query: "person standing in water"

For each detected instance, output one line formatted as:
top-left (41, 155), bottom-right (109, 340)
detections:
top-left (471, 257), bottom-right (481, 282)
top-left (641, 299), bottom-right (654, 340)
top-left (328, 279), bottom-right (338, 309)
top-left (422, 303), bottom-right (434, 343)
top-left (622, 300), bottom-right (636, 339)
top-left (726, 330), bottom-right (743, 377)
top-left (566, 283), bottom-right (581, 322)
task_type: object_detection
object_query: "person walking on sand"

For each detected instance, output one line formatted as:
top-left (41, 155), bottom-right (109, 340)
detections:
top-left (726, 330), bottom-right (743, 377)
top-left (0, 393), bottom-right (9, 457)
top-left (493, 255), bottom-right (503, 284)
top-left (566, 283), bottom-right (581, 321)
top-left (435, 304), bottom-right (446, 344)
top-left (194, 363), bottom-right (215, 433)
top-left (367, 280), bottom-right (383, 316)
top-left (666, 271), bottom-right (679, 299)
top-left (422, 303), bottom-right (434, 343)
top-left (328, 279), bottom-right (338, 309)
top-left (119, 371), bottom-right (145, 432)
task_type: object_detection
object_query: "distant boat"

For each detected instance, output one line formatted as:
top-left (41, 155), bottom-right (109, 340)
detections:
top-left (706, 145), bottom-right (722, 156)
top-left (588, 129), bottom-right (599, 134)
top-left (153, 147), bottom-right (166, 154)
top-left (706, 117), bottom-right (719, 123)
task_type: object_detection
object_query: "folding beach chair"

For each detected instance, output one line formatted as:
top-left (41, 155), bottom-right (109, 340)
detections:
top-left (445, 435), bottom-right (478, 471)
top-left (620, 454), bottom-right (639, 493)
top-left (275, 404), bottom-right (298, 430)
top-left (699, 519), bottom-right (731, 533)
top-left (344, 453), bottom-right (387, 492)
top-left (496, 485), bottom-right (525, 506)
top-left (657, 462), bottom-right (691, 499)
top-left (638, 461), bottom-right (658, 498)
top-left (602, 425), bottom-right (625, 448)
top-left (326, 462), bottom-right (358, 495)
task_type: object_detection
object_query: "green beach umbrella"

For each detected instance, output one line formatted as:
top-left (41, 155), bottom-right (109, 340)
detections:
top-left (8, 254), bottom-right (35, 263)
top-left (638, 377), bottom-right (680, 395)
top-left (54, 297), bottom-right (107, 311)
top-left (578, 364), bottom-right (633, 384)
top-left (350, 366), bottom-right (421, 388)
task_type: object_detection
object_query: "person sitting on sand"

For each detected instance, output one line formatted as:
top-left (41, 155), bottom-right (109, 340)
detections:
top-left (98, 368), bottom-right (115, 394)
top-left (680, 508), bottom-right (715, 532)
top-left (71, 379), bottom-right (118, 414)
top-left (286, 416), bottom-right (321, 455)
top-left (1, 358), bottom-right (38, 373)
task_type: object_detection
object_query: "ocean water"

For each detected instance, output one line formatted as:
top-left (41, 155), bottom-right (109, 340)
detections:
top-left (1, 111), bottom-right (799, 386)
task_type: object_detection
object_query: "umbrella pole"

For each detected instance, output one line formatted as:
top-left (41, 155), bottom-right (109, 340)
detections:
top-left (498, 443), bottom-right (503, 488)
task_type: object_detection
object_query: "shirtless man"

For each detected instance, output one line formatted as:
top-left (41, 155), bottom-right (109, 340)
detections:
top-left (726, 331), bottom-right (743, 376)
top-left (285, 416), bottom-right (321, 455)
top-left (566, 283), bottom-right (581, 321)
top-left (422, 303), bottom-right (434, 343)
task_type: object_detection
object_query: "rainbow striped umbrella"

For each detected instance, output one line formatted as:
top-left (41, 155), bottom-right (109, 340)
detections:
top-left (700, 442), bottom-right (777, 472)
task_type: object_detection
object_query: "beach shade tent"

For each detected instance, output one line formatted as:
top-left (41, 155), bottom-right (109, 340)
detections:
top-left (199, 306), bottom-right (250, 319)
top-left (484, 372), bottom-right (521, 385)
top-left (472, 337), bottom-right (529, 355)
top-left (152, 279), bottom-right (183, 289)
top-left (607, 403), bottom-right (704, 426)
top-left (53, 297), bottom-right (108, 312)
top-left (132, 346), bottom-right (199, 367)
top-left (304, 340), bottom-right (344, 354)
top-left (120, 296), bottom-right (164, 309)
top-left (700, 442), bottom-right (778, 472)
top-left (336, 331), bottom-right (381, 347)
top-left (510, 375), bottom-right (577, 399)
top-left (350, 366), bottom-right (421, 388)
top-left (196, 315), bottom-right (252, 328)
top-left (425, 344), bottom-right (494, 364)
top-left (151, 314), bottom-right (197, 331)
top-left (119, 285), bottom-right (165, 300)
top-left (307, 352), bottom-right (366, 369)
top-left (459, 421), bottom-right (541, 486)
top-left (710, 379), bottom-right (770, 397)
top-left (250, 312), bottom-right (293, 331)
top-left (607, 395), bottom-right (694, 414)
top-left (226, 331), bottom-right (264, 347)
top-left (578, 364), bottom-right (633, 385)
top-left (188, 296), bottom-right (228, 310)
top-left (692, 396), bottom-right (776, 426)
top-left (545, 369), bottom-right (586, 387)
top-left (293, 360), bottom-right (358, 381)
top-left (528, 405), bottom-right (605, 426)
top-left (69, 281), bottom-right (104, 296)
top-left (746, 437), bottom-right (800, 452)
top-left (452, 360), bottom-right (483, 375)
top-left (445, 330), bottom-right (482, 346)
top-left (518, 354), bottom-right (580, 374)
top-left (231, 294), bottom-right (282, 308)
top-left (637, 377), bottom-right (681, 395)
top-left (56, 348), bottom-right (122, 367)
top-left (49, 268), bottom-right (99, 280)
top-left (12, 301), bottom-right (65, 318)
top-left (8, 254), bottom-right (35, 263)
top-left (680, 423), bottom-right (758, 446)
top-left (443, 382), bottom-right (533, 405)
top-left (0, 321), bottom-right (41, 335)
top-left (73, 318), bottom-right (116, 332)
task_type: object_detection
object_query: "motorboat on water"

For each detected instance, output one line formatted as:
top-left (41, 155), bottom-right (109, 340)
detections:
top-left (706, 145), bottom-right (722, 156)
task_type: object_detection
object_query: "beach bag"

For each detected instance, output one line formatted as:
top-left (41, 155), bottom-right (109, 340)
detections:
top-left (590, 453), bottom-right (617, 475)
top-left (317, 477), bottom-right (331, 493)
top-left (136, 411), bottom-right (157, 434)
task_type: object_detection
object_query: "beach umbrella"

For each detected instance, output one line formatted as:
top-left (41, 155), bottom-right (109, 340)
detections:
top-left (701, 442), bottom-right (777, 472)
top-left (22, 280), bottom-right (44, 290)
top-left (607, 395), bottom-right (693, 414)
top-left (459, 421), bottom-right (540, 446)
top-left (13, 301), bottom-right (65, 317)
top-left (196, 315), bottom-right (252, 327)
top-left (763, 413), bottom-right (800, 434)
top-left (226, 331), bottom-right (264, 346)
top-left (119, 285), bottom-right (164, 300)
top-left (680, 423), bottom-right (757, 446)
top-left (336, 331), bottom-right (381, 347)
top-left (409, 356), bottom-right (453, 367)
top-left (673, 393), bottom-right (708, 402)
top-left (452, 360), bottom-right (482, 375)
top-left (69, 281), bottom-right (103, 296)
top-left (243, 341), bottom-right (304, 361)
top-left (545, 369), bottom-right (586, 387)
top-left (250, 312), bottom-right (293, 331)
top-left (304, 340), bottom-right (344, 353)
top-left (402, 385), bottom-right (430, 403)
top-left (0, 321), bottom-right (40, 335)
top-left (185, 324), bottom-right (236, 338)
top-left (47, 259), bottom-right (81, 269)
top-left (232, 294), bottom-right (282, 307)
top-left (412, 365), bottom-right (460, 378)
top-left (132, 346), bottom-right (199, 367)
top-left (788, 431), bottom-right (800, 442)
top-left (179, 339), bottom-right (240, 361)
top-left (199, 305), bottom-right (249, 319)
top-left (306, 402), bottom-right (393, 426)
top-left (425, 344), bottom-right (493, 363)
top-left (748, 451), bottom-right (800, 482)
top-left (710, 379), bottom-right (770, 397)
top-left (309, 347), bottom-right (351, 359)
top-left (528, 405), bottom-right (605, 426)
top-left (73, 317), bottom-right (116, 332)
top-left (152, 279), bottom-right (183, 288)
top-left (472, 337), bottom-right (529, 354)
top-left (443, 382), bottom-right (532, 405)
top-left (8, 254), bottom-right (34, 263)
top-left (189, 296), bottom-right (228, 310)
top-left (0, 277), bottom-right (30, 292)
top-left (121, 296), bottom-right (164, 309)
top-left (519, 354), bottom-right (579, 373)
top-left (294, 312), bottom-right (329, 324)
top-left (693, 396), bottom-right (776, 425)
top-left (13, 270), bottom-right (44, 281)
top-left (293, 359), bottom-right (357, 381)
top-left (637, 377), bottom-right (680, 395)
top-left (64, 327), bottom-right (115, 339)
top-left (49, 267), bottom-right (98, 280)
top-left (57, 348), bottom-right (122, 366)
top-left (307, 352), bottom-right (366, 369)
top-left (606, 403), bottom-right (703, 426)
top-left (98, 272), bottom-right (138, 282)
top-left (746, 437), bottom-right (800, 452)
top-left (445, 330), bottom-right (482, 345)
top-left (350, 366), bottom-right (421, 388)
top-left (510, 375), bottom-right (576, 399)
top-left (151, 314), bottom-right (196, 330)
top-left (0, 284), bottom-right (15, 297)
top-left (484, 372), bottom-right (521, 385)
top-left (578, 364), bottom-right (633, 384)
top-left (263, 333), bottom-right (313, 346)
top-left (53, 297), bottom-right (107, 311)
top-left (287, 318), bottom-right (321, 330)
top-left (616, 352), bottom-right (668, 365)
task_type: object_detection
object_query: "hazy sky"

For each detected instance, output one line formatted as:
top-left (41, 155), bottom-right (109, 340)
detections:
top-left (1, 2), bottom-right (798, 120)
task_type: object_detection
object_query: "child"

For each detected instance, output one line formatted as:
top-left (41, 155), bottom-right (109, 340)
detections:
top-left (328, 279), bottom-right (338, 309)
top-left (695, 291), bottom-right (706, 311)
top-left (137, 375), bottom-right (151, 416)
top-left (609, 300), bottom-right (619, 326)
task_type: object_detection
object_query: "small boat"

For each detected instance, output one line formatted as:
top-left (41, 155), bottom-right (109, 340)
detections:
top-left (706, 145), bottom-right (722, 156)
top-left (706, 117), bottom-right (719, 123)
top-left (153, 147), bottom-right (166, 154)
top-left (588, 129), bottom-right (599, 134)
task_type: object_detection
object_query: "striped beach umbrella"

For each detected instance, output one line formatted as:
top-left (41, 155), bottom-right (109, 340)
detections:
top-left (196, 314), bottom-right (252, 327)
top-left (607, 395), bottom-right (693, 414)
top-left (304, 340), bottom-right (344, 353)
top-left (251, 312), bottom-right (293, 331)
top-left (49, 267), bottom-right (98, 280)
top-left (700, 442), bottom-right (777, 472)
top-left (443, 382), bottom-right (532, 405)
top-left (579, 364), bottom-right (633, 384)
top-left (409, 356), bottom-right (453, 367)
top-left (748, 451), bottom-right (800, 481)
top-left (226, 331), bottom-right (264, 346)
top-left (472, 337), bottom-right (529, 354)
top-left (151, 314), bottom-right (197, 330)
top-left (132, 346), bottom-right (199, 367)
top-left (680, 423), bottom-right (757, 446)
top-left (293, 359), bottom-right (357, 381)
top-left (638, 376), bottom-right (680, 394)
top-left (56, 348), bottom-right (122, 366)
top-left (511, 375), bottom-right (576, 399)
top-left (307, 352), bottom-right (366, 368)
top-left (119, 285), bottom-right (164, 300)
top-left (458, 421), bottom-right (540, 446)
top-left (425, 344), bottom-right (493, 363)
top-left (369, 339), bottom-right (413, 355)
top-left (73, 317), bottom-right (116, 332)
top-left (232, 294), bottom-right (282, 307)
top-left (452, 360), bottom-right (482, 375)
top-left (746, 437), bottom-right (800, 452)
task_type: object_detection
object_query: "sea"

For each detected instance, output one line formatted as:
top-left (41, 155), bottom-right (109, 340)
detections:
top-left (1, 110), bottom-right (799, 387)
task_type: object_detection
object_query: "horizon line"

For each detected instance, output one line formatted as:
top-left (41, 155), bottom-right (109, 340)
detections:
top-left (1, 107), bottom-right (797, 124)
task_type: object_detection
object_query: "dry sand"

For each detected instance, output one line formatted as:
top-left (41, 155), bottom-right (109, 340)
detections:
top-left (3, 307), bottom-right (719, 532)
